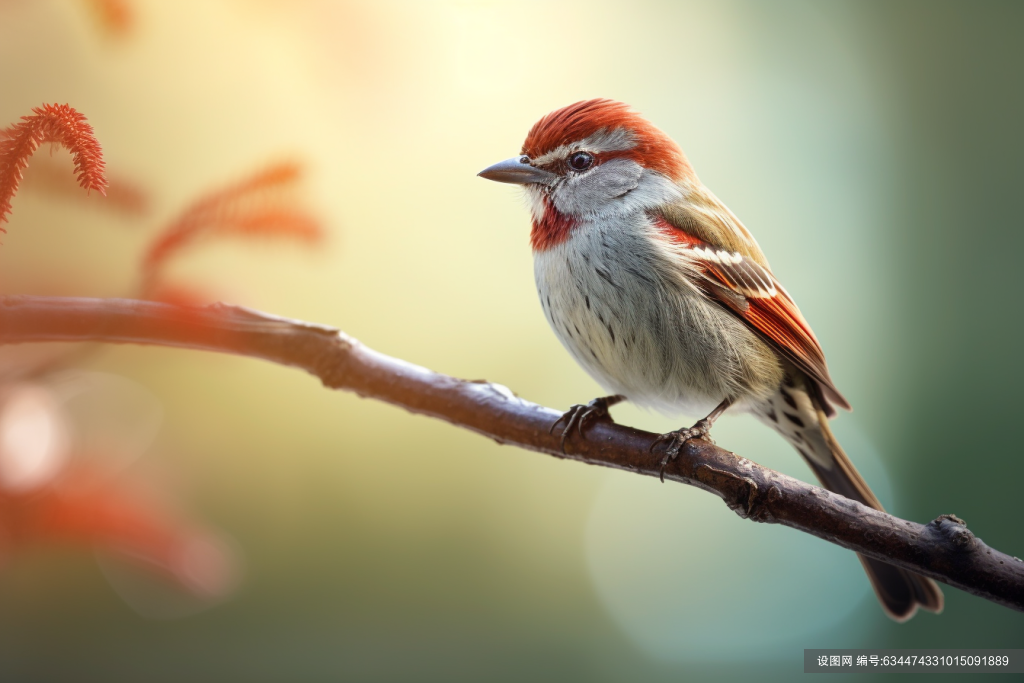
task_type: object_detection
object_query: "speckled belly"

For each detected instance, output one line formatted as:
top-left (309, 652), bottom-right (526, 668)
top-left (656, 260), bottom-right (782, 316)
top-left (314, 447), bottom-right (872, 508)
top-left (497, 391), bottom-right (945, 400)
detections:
top-left (532, 219), bottom-right (782, 417)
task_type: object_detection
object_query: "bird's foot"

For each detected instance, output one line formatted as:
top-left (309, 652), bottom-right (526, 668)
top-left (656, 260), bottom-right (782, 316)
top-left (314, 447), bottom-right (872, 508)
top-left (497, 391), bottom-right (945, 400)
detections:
top-left (651, 417), bottom-right (715, 483)
top-left (550, 395), bottom-right (625, 454)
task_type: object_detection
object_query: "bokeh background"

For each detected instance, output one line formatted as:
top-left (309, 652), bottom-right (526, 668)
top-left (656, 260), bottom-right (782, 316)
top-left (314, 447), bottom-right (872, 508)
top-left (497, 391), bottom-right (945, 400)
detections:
top-left (0, 0), bottom-right (1021, 680)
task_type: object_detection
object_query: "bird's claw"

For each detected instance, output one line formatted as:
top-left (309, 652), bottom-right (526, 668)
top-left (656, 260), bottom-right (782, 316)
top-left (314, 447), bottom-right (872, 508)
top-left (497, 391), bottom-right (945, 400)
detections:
top-left (550, 396), bottom-right (619, 454)
top-left (651, 418), bottom-right (715, 482)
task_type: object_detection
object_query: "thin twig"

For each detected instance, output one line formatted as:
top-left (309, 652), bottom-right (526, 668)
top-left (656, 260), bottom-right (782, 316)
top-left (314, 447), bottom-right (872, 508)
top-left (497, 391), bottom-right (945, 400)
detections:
top-left (0, 295), bottom-right (1020, 612)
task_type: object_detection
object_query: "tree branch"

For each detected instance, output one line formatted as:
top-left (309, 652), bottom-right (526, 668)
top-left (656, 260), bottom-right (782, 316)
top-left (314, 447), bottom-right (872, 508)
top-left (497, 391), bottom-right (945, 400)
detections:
top-left (0, 295), bottom-right (1021, 612)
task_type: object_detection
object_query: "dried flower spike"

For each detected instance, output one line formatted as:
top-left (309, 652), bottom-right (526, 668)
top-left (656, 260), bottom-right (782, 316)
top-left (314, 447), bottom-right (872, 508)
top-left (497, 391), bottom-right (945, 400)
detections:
top-left (0, 104), bottom-right (108, 227)
top-left (140, 161), bottom-right (323, 297)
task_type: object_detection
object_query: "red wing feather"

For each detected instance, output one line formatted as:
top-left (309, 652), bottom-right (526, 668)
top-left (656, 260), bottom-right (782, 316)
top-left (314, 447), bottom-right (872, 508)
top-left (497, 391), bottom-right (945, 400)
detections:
top-left (748, 288), bottom-right (849, 407)
top-left (705, 262), bottom-right (850, 413)
top-left (653, 215), bottom-right (850, 412)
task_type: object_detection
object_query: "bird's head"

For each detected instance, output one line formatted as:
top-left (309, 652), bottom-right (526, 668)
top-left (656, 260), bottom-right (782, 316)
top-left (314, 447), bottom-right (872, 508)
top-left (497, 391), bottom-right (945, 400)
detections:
top-left (478, 99), bottom-right (695, 249)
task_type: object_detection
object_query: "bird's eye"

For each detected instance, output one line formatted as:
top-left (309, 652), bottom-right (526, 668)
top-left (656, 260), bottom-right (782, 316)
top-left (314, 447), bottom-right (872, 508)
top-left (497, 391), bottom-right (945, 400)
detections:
top-left (568, 151), bottom-right (594, 172)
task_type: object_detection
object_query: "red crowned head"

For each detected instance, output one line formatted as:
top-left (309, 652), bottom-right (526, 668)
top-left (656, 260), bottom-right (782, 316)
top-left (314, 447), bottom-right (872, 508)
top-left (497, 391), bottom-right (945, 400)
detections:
top-left (478, 99), bottom-right (696, 250)
top-left (521, 99), bottom-right (693, 181)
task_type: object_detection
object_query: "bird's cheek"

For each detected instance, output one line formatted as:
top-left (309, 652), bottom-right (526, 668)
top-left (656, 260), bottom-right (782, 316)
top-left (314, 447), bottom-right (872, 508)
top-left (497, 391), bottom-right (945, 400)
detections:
top-left (577, 163), bottom-right (643, 206)
top-left (563, 179), bottom-right (625, 216)
top-left (524, 186), bottom-right (548, 223)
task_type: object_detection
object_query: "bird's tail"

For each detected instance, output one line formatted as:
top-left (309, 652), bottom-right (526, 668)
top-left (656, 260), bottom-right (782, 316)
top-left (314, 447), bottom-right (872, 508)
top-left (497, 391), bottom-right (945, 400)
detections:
top-left (759, 374), bottom-right (944, 621)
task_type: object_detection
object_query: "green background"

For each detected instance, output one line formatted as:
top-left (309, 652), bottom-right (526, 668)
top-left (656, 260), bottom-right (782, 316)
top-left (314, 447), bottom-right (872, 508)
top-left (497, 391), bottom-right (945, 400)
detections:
top-left (0, 1), bottom-right (1020, 680)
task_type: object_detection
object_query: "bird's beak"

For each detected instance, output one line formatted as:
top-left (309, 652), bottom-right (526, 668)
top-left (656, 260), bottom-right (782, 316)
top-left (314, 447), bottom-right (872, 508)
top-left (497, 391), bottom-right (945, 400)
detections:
top-left (478, 156), bottom-right (556, 185)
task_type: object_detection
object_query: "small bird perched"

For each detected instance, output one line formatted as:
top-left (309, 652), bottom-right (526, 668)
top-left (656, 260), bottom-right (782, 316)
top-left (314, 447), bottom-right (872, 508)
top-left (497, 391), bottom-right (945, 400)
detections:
top-left (478, 99), bottom-right (942, 621)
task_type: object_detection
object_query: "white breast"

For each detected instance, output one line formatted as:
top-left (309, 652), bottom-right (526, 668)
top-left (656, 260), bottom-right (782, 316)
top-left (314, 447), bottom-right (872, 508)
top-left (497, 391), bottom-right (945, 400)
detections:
top-left (533, 213), bottom-right (780, 418)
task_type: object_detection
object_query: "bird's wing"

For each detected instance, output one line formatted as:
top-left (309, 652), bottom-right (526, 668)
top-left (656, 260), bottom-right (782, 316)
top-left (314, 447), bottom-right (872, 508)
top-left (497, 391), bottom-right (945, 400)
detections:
top-left (656, 187), bottom-right (771, 268)
top-left (651, 211), bottom-right (851, 413)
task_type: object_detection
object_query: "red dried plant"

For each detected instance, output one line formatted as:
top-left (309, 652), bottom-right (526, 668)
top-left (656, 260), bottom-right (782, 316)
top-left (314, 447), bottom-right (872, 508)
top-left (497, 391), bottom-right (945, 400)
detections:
top-left (0, 378), bottom-right (237, 600)
top-left (20, 152), bottom-right (147, 217)
top-left (0, 467), bottom-right (234, 597)
top-left (0, 104), bottom-right (108, 228)
top-left (0, 106), bottom-right (324, 607)
top-left (83, 0), bottom-right (135, 39)
top-left (140, 161), bottom-right (324, 301)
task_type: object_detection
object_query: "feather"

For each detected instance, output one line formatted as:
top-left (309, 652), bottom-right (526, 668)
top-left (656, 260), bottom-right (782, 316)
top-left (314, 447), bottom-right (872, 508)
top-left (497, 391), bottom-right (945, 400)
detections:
top-left (652, 209), bottom-right (851, 414)
top-left (656, 184), bottom-right (769, 266)
top-left (522, 99), bottom-right (693, 182)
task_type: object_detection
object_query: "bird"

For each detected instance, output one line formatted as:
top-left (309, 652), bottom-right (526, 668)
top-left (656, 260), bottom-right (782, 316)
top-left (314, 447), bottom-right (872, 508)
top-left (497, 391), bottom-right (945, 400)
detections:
top-left (477, 98), bottom-right (943, 622)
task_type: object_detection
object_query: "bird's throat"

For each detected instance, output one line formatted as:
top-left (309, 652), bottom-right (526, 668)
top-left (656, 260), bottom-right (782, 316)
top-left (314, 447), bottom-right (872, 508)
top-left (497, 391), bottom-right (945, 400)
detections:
top-left (530, 197), bottom-right (578, 252)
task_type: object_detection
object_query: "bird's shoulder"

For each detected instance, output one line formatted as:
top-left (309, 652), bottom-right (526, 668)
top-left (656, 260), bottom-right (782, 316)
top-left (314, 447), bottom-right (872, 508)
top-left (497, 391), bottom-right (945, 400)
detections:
top-left (653, 182), bottom-right (770, 270)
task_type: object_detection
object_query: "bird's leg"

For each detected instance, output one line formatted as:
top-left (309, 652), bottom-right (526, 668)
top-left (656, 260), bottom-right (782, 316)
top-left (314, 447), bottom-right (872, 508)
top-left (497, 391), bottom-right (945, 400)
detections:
top-left (550, 395), bottom-right (626, 453)
top-left (652, 398), bottom-right (733, 482)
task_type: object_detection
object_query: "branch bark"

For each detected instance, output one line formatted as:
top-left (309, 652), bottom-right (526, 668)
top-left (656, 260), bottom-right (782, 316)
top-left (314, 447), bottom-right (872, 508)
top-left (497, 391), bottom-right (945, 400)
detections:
top-left (0, 295), bottom-right (1021, 612)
